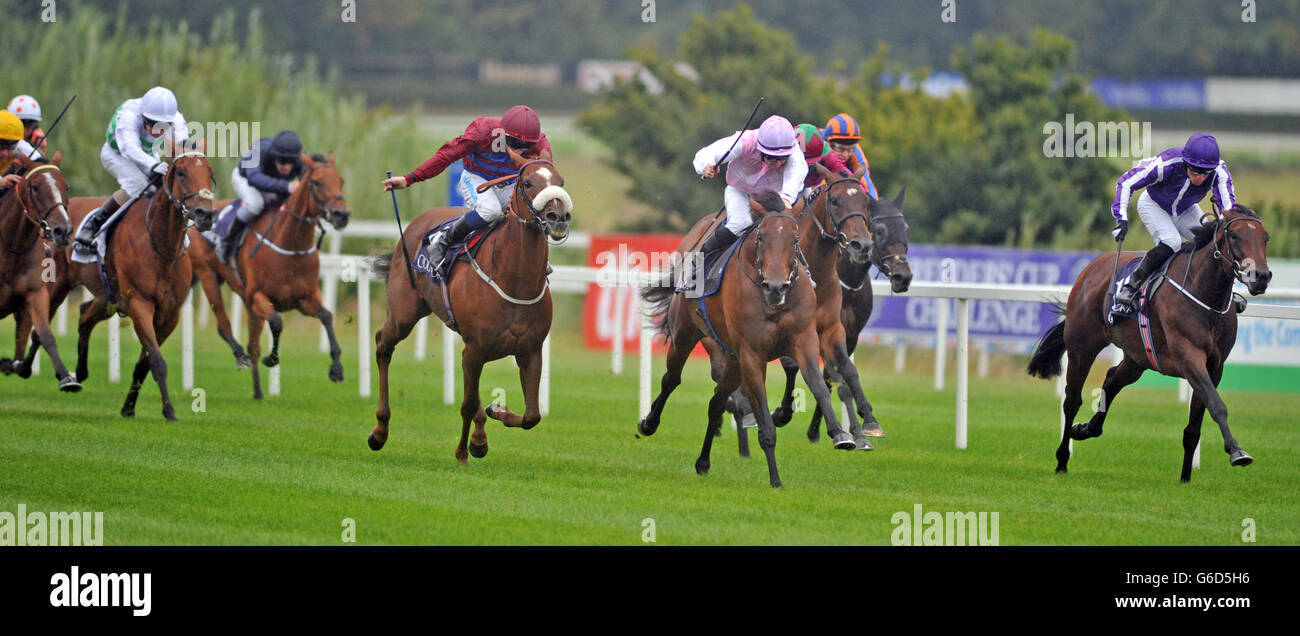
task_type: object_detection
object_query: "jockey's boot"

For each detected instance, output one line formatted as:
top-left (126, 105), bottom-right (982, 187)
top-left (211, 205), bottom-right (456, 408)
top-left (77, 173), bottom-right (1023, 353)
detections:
top-left (699, 223), bottom-right (739, 256)
top-left (427, 214), bottom-right (478, 276)
top-left (75, 197), bottom-right (121, 252)
top-left (1115, 242), bottom-right (1173, 312)
top-left (221, 216), bottom-right (248, 264)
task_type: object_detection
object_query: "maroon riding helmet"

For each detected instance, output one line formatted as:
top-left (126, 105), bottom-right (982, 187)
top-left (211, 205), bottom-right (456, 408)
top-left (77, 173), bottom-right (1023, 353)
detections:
top-left (501, 105), bottom-right (542, 144)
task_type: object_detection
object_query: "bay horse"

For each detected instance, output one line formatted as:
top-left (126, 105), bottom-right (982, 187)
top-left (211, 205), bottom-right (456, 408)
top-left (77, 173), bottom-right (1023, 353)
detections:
top-left (638, 190), bottom-right (858, 488)
top-left (0, 153), bottom-right (79, 390)
top-left (52, 148), bottom-right (215, 420)
top-left (707, 178), bottom-right (876, 456)
top-left (187, 153), bottom-right (350, 399)
top-left (1027, 204), bottom-right (1270, 482)
top-left (771, 187), bottom-right (913, 443)
top-left (368, 153), bottom-right (572, 464)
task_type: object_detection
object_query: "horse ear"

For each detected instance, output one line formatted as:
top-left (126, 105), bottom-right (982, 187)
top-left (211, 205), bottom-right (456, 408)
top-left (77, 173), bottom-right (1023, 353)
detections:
top-left (506, 145), bottom-right (528, 168)
top-left (893, 186), bottom-right (906, 206)
top-left (300, 152), bottom-right (315, 167)
top-left (52, 149), bottom-right (63, 166)
top-left (327, 151), bottom-right (336, 167)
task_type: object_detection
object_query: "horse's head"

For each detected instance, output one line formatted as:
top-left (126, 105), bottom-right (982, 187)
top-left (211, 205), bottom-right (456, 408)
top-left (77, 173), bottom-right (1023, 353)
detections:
top-left (505, 147), bottom-right (572, 242)
top-left (1217, 204), bottom-right (1271, 296)
top-left (301, 153), bottom-right (350, 230)
top-left (817, 178), bottom-right (873, 265)
top-left (749, 190), bottom-right (802, 308)
top-left (163, 141), bottom-right (216, 232)
top-left (14, 152), bottom-right (72, 248)
top-left (867, 187), bottom-right (913, 293)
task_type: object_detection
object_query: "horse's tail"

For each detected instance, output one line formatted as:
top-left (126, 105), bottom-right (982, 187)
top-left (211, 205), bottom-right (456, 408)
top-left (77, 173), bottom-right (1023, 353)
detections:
top-left (641, 261), bottom-right (677, 340)
top-left (368, 252), bottom-right (394, 280)
top-left (1026, 302), bottom-right (1068, 379)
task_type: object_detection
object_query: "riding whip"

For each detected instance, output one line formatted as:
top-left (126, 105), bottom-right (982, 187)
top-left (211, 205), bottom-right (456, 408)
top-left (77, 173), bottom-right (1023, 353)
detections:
top-left (387, 170), bottom-right (419, 290)
top-left (23, 94), bottom-right (75, 160)
top-left (702, 97), bottom-right (764, 180)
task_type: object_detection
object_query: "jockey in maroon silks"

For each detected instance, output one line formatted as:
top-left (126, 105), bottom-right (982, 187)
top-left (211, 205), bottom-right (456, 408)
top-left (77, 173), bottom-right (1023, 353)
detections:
top-left (382, 105), bottom-right (553, 269)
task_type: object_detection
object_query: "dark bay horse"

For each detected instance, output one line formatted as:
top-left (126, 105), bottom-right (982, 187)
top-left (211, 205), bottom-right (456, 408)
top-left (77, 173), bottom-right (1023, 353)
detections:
top-left (1027, 204), bottom-right (1271, 482)
top-left (368, 153), bottom-right (572, 463)
top-left (638, 191), bottom-right (857, 488)
top-left (0, 154), bottom-right (79, 390)
top-left (707, 178), bottom-right (876, 455)
top-left (52, 149), bottom-right (215, 420)
top-left (772, 187), bottom-right (913, 443)
top-left (188, 153), bottom-right (350, 399)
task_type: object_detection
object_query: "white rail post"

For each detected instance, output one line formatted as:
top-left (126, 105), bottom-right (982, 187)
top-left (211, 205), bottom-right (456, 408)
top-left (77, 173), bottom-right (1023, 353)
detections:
top-left (934, 298), bottom-right (948, 391)
top-left (31, 344), bottom-right (40, 375)
top-left (230, 292), bottom-right (243, 343)
top-left (1191, 401), bottom-right (1201, 469)
top-left (1057, 352), bottom-right (1072, 455)
top-left (108, 313), bottom-right (121, 383)
top-left (268, 325), bottom-right (280, 396)
top-left (358, 269), bottom-right (370, 398)
top-left (182, 286), bottom-right (194, 391)
top-left (414, 316), bottom-right (428, 360)
top-left (55, 302), bottom-right (67, 336)
top-left (540, 333), bottom-right (550, 416)
top-left (1177, 378), bottom-right (1191, 403)
top-left (611, 285), bottom-right (625, 374)
top-left (443, 323), bottom-right (456, 404)
top-left (955, 298), bottom-right (969, 449)
top-left (320, 231), bottom-right (342, 352)
top-left (894, 341), bottom-right (906, 373)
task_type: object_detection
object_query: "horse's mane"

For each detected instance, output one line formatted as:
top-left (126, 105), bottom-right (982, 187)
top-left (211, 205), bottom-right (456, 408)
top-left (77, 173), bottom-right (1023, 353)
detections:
top-left (310, 153), bottom-right (327, 163)
top-left (751, 190), bottom-right (785, 214)
top-left (1188, 204), bottom-right (1258, 250)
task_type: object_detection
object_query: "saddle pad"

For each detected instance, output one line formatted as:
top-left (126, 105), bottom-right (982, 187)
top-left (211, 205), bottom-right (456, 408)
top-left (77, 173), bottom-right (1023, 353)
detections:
top-left (411, 218), bottom-right (495, 283)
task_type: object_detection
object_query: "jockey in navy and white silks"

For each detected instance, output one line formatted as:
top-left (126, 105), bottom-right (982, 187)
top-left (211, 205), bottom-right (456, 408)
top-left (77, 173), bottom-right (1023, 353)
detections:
top-left (1110, 132), bottom-right (1236, 311)
top-left (692, 115), bottom-right (807, 255)
top-left (75, 86), bottom-right (189, 251)
top-left (221, 130), bottom-right (305, 262)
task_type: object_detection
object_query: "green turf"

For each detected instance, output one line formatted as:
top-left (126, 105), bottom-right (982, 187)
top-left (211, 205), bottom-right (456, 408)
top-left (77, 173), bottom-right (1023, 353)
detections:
top-left (2, 300), bottom-right (1297, 546)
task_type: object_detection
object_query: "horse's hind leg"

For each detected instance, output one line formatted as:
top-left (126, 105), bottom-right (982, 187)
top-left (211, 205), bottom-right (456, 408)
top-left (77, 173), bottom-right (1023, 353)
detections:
top-left (262, 311), bottom-right (283, 368)
top-left (485, 346), bottom-right (543, 432)
top-left (75, 296), bottom-right (111, 383)
top-left (1056, 346), bottom-right (1102, 473)
top-left (456, 344), bottom-right (488, 465)
top-left (637, 299), bottom-right (701, 438)
top-left (3, 310), bottom-right (34, 377)
top-left (369, 298), bottom-right (425, 451)
top-left (1075, 356), bottom-right (1143, 441)
top-left (298, 293), bottom-right (344, 383)
top-left (697, 357), bottom-right (741, 476)
top-left (27, 292), bottom-right (80, 392)
top-left (821, 330), bottom-right (870, 449)
top-left (794, 330), bottom-right (855, 450)
top-left (770, 357), bottom-right (799, 426)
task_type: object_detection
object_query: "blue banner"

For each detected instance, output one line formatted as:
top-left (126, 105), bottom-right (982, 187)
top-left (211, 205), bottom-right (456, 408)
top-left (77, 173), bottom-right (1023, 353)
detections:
top-left (1090, 78), bottom-right (1206, 111)
top-left (863, 245), bottom-right (1099, 347)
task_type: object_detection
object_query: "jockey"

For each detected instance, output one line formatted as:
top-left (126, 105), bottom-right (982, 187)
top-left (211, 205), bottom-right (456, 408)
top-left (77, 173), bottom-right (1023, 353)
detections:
top-left (822, 113), bottom-right (879, 200)
top-left (6, 95), bottom-right (45, 153)
top-left (381, 105), bottom-right (552, 270)
top-left (1111, 132), bottom-right (1236, 311)
top-left (0, 110), bottom-right (44, 194)
top-left (220, 130), bottom-right (305, 262)
top-left (692, 114), bottom-right (807, 254)
top-left (796, 123), bottom-right (852, 199)
top-left (75, 86), bottom-right (189, 251)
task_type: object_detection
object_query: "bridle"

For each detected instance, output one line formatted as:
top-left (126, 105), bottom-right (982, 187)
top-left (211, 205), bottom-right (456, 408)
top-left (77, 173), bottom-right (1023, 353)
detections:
top-left (2, 163), bottom-right (68, 254)
top-left (505, 159), bottom-right (571, 242)
top-left (803, 178), bottom-right (870, 252)
top-left (147, 151), bottom-right (214, 258)
top-left (1167, 211), bottom-right (1264, 315)
top-left (287, 162), bottom-right (347, 226)
top-left (747, 212), bottom-right (806, 291)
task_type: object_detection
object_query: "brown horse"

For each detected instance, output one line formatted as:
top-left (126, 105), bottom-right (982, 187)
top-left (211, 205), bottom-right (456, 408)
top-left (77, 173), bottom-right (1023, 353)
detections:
top-left (50, 149), bottom-right (215, 420)
top-left (1027, 204), bottom-right (1271, 482)
top-left (639, 191), bottom-right (858, 488)
top-left (0, 154), bottom-right (79, 390)
top-left (707, 178), bottom-right (876, 455)
top-left (770, 187), bottom-right (914, 443)
top-left (368, 155), bottom-right (572, 463)
top-left (188, 153), bottom-right (350, 399)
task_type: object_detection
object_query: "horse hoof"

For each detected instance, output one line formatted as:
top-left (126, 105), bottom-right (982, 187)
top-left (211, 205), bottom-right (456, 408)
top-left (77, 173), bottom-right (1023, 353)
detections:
top-left (862, 421), bottom-right (886, 438)
top-left (770, 479), bottom-right (783, 489)
top-left (1055, 466), bottom-right (1068, 474)
top-left (76, 369), bottom-right (88, 383)
top-left (262, 354), bottom-right (279, 368)
top-left (695, 460), bottom-right (710, 475)
top-left (121, 407), bottom-right (135, 418)
top-left (854, 436), bottom-right (874, 451)
top-left (1230, 449), bottom-right (1253, 467)
top-left (1069, 423), bottom-right (1091, 440)
top-left (0, 359), bottom-right (11, 375)
top-left (771, 406), bottom-right (792, 427)
top-left (807, 430), bottom-right (820, 444)
top-left (468, 441), bottom-right (488, 458)
top-left (367, 433), bottom-right (385, 451)
top-left (637, 418), bottom-right (656, 438)
top-left (15, 361), bottom-right (31, 379)
top-left (59, 377), bottom-right (83, 393)
top-left (235, 355), bottom-right (252, 370)
top-left (329, 366), bottom-right (344, 383)
top-left (832, 433), bottom-right (857, 451)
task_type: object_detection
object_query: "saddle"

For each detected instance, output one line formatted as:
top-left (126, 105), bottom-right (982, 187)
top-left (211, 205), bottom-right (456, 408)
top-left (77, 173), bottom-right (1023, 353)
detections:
top-left (412, 218), bottom-right (496, 284)
top-left (200, 200), bottom-right (244, 262)
top-left (677, 224), bottom-right (752, 299)
top-left (1106, 252), bottom-right (1174, 325)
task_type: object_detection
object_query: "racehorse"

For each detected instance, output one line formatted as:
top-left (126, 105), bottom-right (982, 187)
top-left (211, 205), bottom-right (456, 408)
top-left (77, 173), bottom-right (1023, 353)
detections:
top-left (187, 153), bottom-right (350, 399)
top-left (1027, 204), bottom-right (1270, 482)
top-left (0, 153), bottom-right (79, 390)
top-left (638, 190), bottom-right (858, 488)
top-left (770, 187), bottom-right (913, 444)
top-left (368, 153), bottom-right (572, 464)
top-left (49, 147), bottom-right (215, 420)
top-left (706, 178), bottom-right (877, 456)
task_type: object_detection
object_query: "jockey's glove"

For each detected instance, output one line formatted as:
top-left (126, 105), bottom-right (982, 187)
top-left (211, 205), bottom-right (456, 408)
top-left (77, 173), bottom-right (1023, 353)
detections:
top-left (1112, 220), bottom-right (1128, 243)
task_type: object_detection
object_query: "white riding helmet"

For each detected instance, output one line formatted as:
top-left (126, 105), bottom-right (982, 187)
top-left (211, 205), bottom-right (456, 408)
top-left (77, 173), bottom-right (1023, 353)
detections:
top-left (7, 95), bottom-right (41, 122)
top-left (140, 86), bottom-right (179, 123)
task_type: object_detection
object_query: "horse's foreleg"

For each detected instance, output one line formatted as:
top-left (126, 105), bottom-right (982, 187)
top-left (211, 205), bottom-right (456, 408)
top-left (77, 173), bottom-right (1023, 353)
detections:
top-left (197, 262), bottom-right (249, 368)
top-left (245, 291), bottom-right (273, 400)
top-left (369, 301), bottom-right (423, 452)
top-left (120, 348), bottom-right (152, 418)
top-left (738, 348), bottom-right (783, 488)
top-left (299, 293), bottom-right (344, 383)
top-left (27, 292), bottom-right (80, 392)
top-left (262, 311), bottom-right (283, 367)
top-left (75, 296), bottom-right (111, 383)
top-left (697, 357), bottom-right (741, 476)
top-left (122, 297), bottom-right (177, 421)
top-left (1183, 357), bottom-right (1248, 471)
top-left (457, 345), bottom-right (488, 465)
top-left (794, 329), bottom-right (856, 450)
top-left (3, 309), bottom-right (34, 377)
top-left (770, 357), bottom-right (800, 426)
top-left (820, 329), bottom-right (868, 448)
top-left (831, 333), bottom-right (882, 438)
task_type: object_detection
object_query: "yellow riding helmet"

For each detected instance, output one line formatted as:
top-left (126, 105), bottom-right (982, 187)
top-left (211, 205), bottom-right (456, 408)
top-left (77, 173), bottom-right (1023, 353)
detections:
top-left (0, 110), bottom-right (24, 142)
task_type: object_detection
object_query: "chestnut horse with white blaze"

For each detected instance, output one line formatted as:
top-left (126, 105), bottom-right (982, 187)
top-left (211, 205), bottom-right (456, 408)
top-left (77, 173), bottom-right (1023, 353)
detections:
top-left (368, 152), bottom-right (572, 463)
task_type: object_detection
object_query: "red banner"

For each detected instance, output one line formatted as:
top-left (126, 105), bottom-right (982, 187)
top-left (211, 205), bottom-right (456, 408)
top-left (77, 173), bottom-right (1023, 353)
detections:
top-left (583, 233), bottom-right (700, 355)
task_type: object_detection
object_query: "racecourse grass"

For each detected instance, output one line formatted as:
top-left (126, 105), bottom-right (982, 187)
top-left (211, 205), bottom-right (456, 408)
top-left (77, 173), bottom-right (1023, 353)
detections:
top-left (2, 302), bottom-right (1298, 546)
